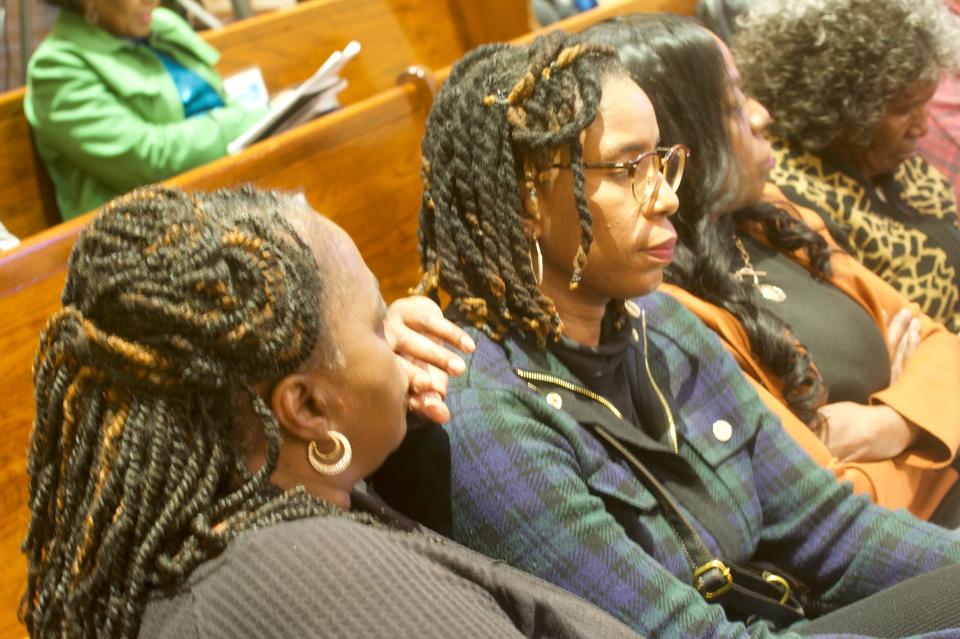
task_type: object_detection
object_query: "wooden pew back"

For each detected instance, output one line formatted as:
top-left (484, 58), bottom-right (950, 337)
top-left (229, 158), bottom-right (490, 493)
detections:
top-left (0, 0), bottom-right (531, 242)
top-left (0, 2), bottom-right (694, 636)
top-left (0, 92), bottom-right (59, 241)
top-left (169, 83), bottom-right (432, 303)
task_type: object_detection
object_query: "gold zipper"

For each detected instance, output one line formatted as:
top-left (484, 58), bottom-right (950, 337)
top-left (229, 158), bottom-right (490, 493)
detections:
top-left (515, 312), bottom-right (679, 454)
top-left (641, 310), bottom-right (679, 454)
top-left (514, 369), bottom-right (624, 420)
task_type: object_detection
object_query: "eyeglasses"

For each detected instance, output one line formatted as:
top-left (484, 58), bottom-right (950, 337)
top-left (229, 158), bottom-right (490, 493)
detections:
top-left (553, 144), bottom-right (690, 211)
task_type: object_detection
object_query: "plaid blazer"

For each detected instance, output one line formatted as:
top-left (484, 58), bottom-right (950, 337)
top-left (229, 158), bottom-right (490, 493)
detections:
top-left (375, 292), bottom-right (960, 637)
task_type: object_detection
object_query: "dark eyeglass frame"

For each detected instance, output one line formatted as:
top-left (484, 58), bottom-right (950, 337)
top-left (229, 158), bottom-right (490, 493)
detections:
top-left (551, 143), bottom-right (691, 210)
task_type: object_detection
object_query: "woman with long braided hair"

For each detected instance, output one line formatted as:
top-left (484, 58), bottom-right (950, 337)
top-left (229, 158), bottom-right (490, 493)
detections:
top-left (584, 14), bottom-right (960, 525)
top-left (21, 185), bottom-right (645, 639)
top-left (374, 32), bottom-right (960, 637)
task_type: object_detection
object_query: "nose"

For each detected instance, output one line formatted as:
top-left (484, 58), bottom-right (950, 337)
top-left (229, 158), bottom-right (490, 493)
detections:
top-left (746, 98), bottom-right (772, 134)
top-left (644, 177), bottom-right (679, 219)
top-left (908, 103), bottom-right (929, 139)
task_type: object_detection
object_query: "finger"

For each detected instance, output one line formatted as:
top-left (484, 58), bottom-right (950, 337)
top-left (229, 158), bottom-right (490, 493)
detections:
top-left (409, 391), bottom-right (451, 424)
top-left (391, 324), bottom-right (467, 376)
top-left (411, 312), bottom-right (476, 353)
top-left (886, 308), bottom-right (912, 350)
top-left (388, 297), bottom-right (476, 352)
top-left (424, 363), bottom-right (449, 397)
top-left (894, 318), bottom-right (915, 361)
top-left (891, 331), bottom-right (909, 383)
top-left (398, 357), bottom-right (431, 393)
top-left (400, 356), bottom-right (451, 397)
top-left (905, 319), bottom-right (921, 359)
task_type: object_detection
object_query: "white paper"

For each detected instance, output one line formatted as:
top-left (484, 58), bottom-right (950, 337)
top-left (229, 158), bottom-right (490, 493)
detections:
top-left (223, 67), bottom-right (270, 110)
top-left (227, 41), bottom-right (361, 155)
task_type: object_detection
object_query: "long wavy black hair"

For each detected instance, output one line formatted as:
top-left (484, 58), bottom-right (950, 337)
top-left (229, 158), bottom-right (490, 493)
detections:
top-left (20, 187), bottom-right (375, 638)
top-left (585, 14), bottom-right (834, 426)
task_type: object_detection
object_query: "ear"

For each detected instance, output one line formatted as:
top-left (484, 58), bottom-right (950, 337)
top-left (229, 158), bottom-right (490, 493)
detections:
top-left (270, 371), bottom-right (334, 443)
top-left (523, 148), bottom-right (568, 240)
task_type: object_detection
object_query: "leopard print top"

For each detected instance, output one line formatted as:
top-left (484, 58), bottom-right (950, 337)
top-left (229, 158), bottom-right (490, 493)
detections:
top-left (770, 136), bottom-right (960, 333)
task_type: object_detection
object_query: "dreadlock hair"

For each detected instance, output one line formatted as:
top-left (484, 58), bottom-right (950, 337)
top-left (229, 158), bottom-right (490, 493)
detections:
top-left (21, 186), bottom-right (364, 638)
top-left (417, 32), bottom-right (623, 345)
top-left (585, 14), bottom-right (833, 427)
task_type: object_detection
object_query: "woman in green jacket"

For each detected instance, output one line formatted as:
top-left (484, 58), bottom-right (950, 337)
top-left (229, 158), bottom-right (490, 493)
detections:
top-left (25, 0), bottom-right (266, 219)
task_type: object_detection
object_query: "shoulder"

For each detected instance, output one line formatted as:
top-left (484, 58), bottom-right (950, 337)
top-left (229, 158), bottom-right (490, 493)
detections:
top-left (634, 292), bottom-right (771, 432)
top-left (140, 517), bottom-right (444, 637)
top-left (450, 326), bottom-right (537, 396)
top-left (634, 290), bottom-right (726, 353)
top-left (442, 327), bottom-right (589, 464)
top-left (151, 8), bottom-right (219, 62)
top-left (151, 7), bottom-right (198, 37)
top-left (656, 283), bottom-right (723, 325)
top-left (26, 15), bottom-right (90, 74)
top-left (896, 156), bottom-right (959, 221)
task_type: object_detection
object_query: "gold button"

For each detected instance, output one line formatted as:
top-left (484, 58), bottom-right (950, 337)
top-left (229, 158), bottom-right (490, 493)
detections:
top-left (545, 392), bottom-right (563, 409)
top-left (624, 299), bottom-right (641, 318)
top-left (631, 328), bottom-right (640, 343)
top-left (712, 419), bottom-right (733, 442)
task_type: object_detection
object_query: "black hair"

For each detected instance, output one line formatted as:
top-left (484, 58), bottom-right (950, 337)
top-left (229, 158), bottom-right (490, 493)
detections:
top-left (21, 186), bottom-right (368, 638)
top-left (585, 14), bottom-right (832, 426)
top-left (417, 32), bottom-right (623, 345)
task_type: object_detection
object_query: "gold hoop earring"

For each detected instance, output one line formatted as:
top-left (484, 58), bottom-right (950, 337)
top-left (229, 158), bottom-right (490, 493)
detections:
top-left (84, 3), bottom-right (100, 24)
top-left (307, 431), bottom-right (352, 476)
top-left (529, 237), bottom-right (543, 286)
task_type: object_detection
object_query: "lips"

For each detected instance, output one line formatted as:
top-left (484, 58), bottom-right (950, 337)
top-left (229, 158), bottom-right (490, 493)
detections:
top-left (641, 236), bottom-right (677, 262)
top-left (898, 147), bottom-right (918, 160)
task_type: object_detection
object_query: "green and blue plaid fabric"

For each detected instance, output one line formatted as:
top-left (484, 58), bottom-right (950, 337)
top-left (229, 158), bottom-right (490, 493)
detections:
top-left (377, 292), bottom-right (960, 637)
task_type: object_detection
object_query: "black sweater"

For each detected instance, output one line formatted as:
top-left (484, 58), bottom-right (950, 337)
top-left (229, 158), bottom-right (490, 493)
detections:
top-left (138, 512), bottom-right (642, 638)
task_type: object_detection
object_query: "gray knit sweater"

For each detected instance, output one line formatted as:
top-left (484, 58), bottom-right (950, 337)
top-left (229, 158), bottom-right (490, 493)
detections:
top-left (138, 515), bottom-right (641, 638)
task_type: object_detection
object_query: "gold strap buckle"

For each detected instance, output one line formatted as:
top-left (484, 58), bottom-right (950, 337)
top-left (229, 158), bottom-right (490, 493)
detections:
top-left (693, 559), bottom-right (733, 600)
top-left (763, 571), bottom-right (792, 605)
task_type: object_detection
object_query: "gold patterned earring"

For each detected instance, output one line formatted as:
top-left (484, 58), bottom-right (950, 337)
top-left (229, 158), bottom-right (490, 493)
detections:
top-left (529, 237), bottom-right (543, 286)
top-left (307, 431), bottom-right (352, 476)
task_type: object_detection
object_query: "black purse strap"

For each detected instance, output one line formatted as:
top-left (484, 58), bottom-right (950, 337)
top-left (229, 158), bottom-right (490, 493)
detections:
top-left (589, 424), bottom-right (807, 626)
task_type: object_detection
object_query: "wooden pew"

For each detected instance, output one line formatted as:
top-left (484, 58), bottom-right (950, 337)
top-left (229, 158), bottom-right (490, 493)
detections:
top-left (0, 91), bottom-right (60, 242)
top-left (0, 1), bottom-right (695, 636)
top-left (0, 0), bottom-right (532, 241)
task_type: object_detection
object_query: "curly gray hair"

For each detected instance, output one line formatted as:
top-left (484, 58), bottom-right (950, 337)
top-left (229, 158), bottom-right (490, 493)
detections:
top-left (733, 0), bottom-right (960, 150)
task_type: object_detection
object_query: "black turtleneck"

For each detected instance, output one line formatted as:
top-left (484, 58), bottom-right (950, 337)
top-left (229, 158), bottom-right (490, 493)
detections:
top-left (549, 305), bottom-right (674, 448)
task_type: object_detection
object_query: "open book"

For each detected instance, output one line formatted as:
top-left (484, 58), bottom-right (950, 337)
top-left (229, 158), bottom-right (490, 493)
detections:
top-left (226, 40), bottom-right (361, 155)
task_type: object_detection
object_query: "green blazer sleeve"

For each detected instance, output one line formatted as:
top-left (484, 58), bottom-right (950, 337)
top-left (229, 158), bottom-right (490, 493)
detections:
top-left (24, 8), bottom-right (266, 218)
top-left (27, 49), bottom-right (261, 193)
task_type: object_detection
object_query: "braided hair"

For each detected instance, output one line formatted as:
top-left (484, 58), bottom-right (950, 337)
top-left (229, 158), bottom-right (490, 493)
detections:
top-left (586, 15), bottom-right (831, 426)
top-left (21, 187), bottom-right (360, 638)
top-left (418, 32), bottom-right (622, 345)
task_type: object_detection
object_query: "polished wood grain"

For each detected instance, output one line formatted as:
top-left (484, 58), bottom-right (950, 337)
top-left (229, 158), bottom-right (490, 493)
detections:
top-left (446, 0), bottom-right (531, 49)
top-left (169, 82), bottom-right (432, 302)
top-left (209, 0), bottom-right (470, 100)
top-left (0, 93), bottom-right (60, 240)
top-left (0, 0), bottom-right (530, 244)
top-left (0, 2), bottom-right (694, 636)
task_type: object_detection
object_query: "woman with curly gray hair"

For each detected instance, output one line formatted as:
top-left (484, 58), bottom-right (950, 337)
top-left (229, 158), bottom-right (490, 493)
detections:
top-left (734, 0), bottom-right (960, 334)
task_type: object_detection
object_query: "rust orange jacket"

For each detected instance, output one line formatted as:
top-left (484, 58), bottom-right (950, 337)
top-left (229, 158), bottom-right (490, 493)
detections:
top-left (660, 184), bottom-right (960, 519)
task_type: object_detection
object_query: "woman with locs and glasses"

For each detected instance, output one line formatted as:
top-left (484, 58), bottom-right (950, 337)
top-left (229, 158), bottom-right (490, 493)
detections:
top-left (372, 32), bottom-right (960, 638)
top-left (583, 15), bottom-right (960, 526)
